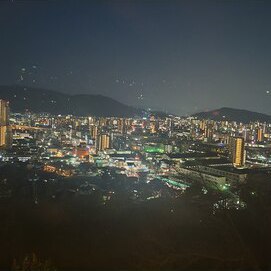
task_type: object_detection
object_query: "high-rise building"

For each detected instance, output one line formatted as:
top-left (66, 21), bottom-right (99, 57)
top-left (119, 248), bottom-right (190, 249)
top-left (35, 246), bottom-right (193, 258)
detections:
top-left (0, 100), bottom-right (9, 126)
top-left (90, 125), bottom-right (98, 140)
top-left (0, 126), bottom-right (7, 146)
top-left (97, 133), bottom-right (110, 151)
top-left (150, 122), bottom-right (157, 134)
top-left (263, 123), bottom-right (267, 134)
top-left (200, 120), bottom-right (206, 131)
top-left (117, 118), bottom-right (127, 134)
top-left (242, 128), bottom-right (248, 142)
top-left (0, 100), bottom-right (11, 148)
top-left (204, 124), bottom-right (213, 142)
top-left (229, 136), bottom-right (245, 167)
top-left (99, 117), bottom-right (107, 127)
top-left (257, 128), bottom-right (263, 142)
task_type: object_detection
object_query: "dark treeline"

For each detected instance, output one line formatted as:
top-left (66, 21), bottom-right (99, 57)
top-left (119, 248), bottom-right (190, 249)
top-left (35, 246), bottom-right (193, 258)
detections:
top-left (0, 164), bottom-right (271, 270)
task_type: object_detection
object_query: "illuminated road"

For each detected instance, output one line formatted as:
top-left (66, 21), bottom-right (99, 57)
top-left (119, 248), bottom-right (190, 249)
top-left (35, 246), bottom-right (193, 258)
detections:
top-left (156, 176), bottom-right (190, 189)
top-left (11, 125), bottom-right (47, 131)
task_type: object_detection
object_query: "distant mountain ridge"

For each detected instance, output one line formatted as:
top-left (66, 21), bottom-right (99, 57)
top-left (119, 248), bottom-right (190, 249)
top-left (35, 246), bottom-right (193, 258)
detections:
top-left (193, 107), bottom-right (271, 123)
top-left (0, 85), bottom-right (140, 117)
top-left (1, 86), bottom-right (268, 122)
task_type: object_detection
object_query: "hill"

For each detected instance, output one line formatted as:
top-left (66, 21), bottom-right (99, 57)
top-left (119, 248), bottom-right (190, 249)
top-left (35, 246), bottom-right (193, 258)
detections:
top-left (0, 85), bottom-right (140, 117)
top-left (193, 107), bottom-right (271, 123)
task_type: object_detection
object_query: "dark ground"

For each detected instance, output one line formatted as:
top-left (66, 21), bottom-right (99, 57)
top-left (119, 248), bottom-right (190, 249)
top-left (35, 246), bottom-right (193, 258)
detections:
top-left (0, 164), bottom-right (271, 270)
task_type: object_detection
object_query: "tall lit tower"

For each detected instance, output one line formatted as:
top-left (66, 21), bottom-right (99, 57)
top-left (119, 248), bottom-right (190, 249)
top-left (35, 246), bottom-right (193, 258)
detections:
top-left (90, 125), bottom-right (98, 140)
top-left (204, 124), bottom-right (213, 142)
top-left (0, 99), bottom-right (9, 126)
top-left (229, 136), bottom-right (245, 168)
top-left (0, 100), bottom-right (12, 148)
top-left (97, 133), bottom-right (110, 151)
top-left (0, 126), bottom-right (7, 147)
top-left (257, 128), bottom-right (263, 142)
top-left (200, 120), bottom-right (206, 131)
top-left (117, 118), bottom-right (126, 134)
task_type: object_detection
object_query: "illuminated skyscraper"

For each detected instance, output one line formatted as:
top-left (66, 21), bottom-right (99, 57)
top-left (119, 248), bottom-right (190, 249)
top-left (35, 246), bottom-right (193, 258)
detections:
top-left (257, 128), bottom-right (263, 142)
top-left (99, 117), bottom-right (107, 127)
top-left (242, 128), bottom-right (248, 142)
top-left (90, 125), bottom-right (98, 140)
top-left (0, 99), bottom-right (9, 126)
top-left (0, 126), bottom-right (7, 146)
top-left (0, 100), bottom-right (11, 148)
top-left (200, 120), bottom-right (206, 131)
top-left (97, 133), bottom-right (110, 151)
top-left (117, 118), bottom-right (126, 134)
top-left (150, 122), bottom-right (157, 134)
top-left (229, 136), bottom-right (245, 167)
top-left (204, 124), bottom-right (213, 142)
top-left (263, 123), bottom-right (267, 134)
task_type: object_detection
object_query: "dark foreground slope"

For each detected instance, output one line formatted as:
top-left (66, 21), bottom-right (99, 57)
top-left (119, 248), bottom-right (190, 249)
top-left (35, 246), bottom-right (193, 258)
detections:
top-left (1, 164), bottom-right (271, 270)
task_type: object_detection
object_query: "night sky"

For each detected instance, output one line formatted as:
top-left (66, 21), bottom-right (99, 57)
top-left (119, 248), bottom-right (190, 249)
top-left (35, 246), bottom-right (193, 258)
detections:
top-left (1, 0), bottom-right (271, 115)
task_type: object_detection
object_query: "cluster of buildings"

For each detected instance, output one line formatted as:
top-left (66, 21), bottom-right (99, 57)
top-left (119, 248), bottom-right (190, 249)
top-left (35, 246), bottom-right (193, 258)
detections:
top-left (0, 98), bottom-right (271, 191)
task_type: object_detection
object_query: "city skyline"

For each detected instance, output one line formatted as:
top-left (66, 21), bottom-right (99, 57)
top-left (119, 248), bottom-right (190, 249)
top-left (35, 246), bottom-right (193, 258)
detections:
top-left (2, 0), bottom-right (271, 115)
top-left (2, 2), bottom-right (271, 270)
